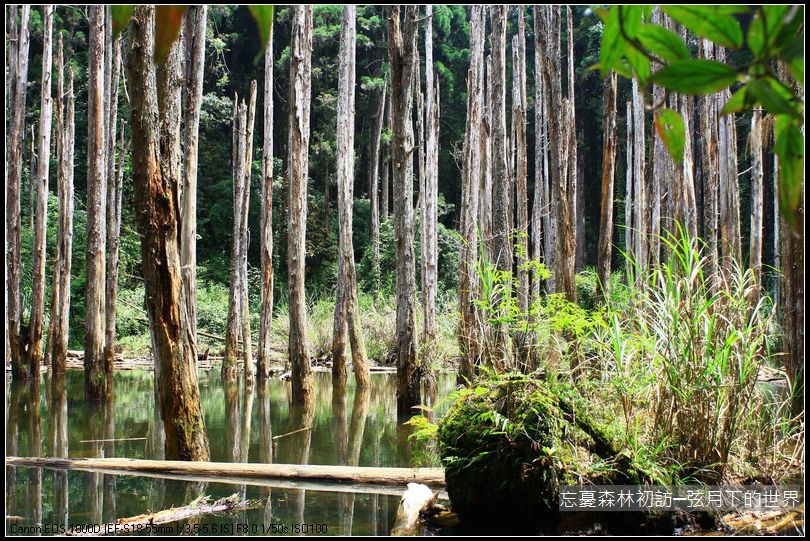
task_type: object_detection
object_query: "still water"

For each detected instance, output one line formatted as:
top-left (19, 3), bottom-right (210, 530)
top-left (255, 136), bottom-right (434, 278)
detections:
top-left (5, 370), bottom-right (456, 536)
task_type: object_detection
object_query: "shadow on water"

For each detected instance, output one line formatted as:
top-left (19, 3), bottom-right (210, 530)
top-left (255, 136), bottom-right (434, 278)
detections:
top-left (5, 369), bottom-right (456, 536)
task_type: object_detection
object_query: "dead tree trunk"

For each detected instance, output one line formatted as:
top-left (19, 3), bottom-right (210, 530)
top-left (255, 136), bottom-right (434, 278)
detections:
top-left (85, 5), bottom-right (109, 400)
top-left (104, 14), bottom-right (122, 376)
top-left (596, 72), bottom-right (617, 302)
top-left (532, 9), bottom-right (549, 300)
top-left (6, 5), bottom-right (30, 377)
top-left (47, 37), bottom-right (75, 374)
top-left (625, 100), bottom-right (634, 269)
top-left (457, 5), bottom-right (485, 384)
top-left (332, 6), bottom-right (371, 391)
top-left (369, 81), bottom-right (387, 303)
top-left (223, 96), bottom-right (246, 382)
top-left (241, 82), bottom-right (257, 383)
top-left (388, 6), bottom-right (420, 415)
top-left (748, 109), bottom-right (764, 299)
top-left (28, 4), bottom-right (54, 376)
top-left (513, 8), bottom-right (529, 320)
top-left (700, 40), bottom-right (720, 287)
top-left (422, 5), bottom-right (439, 344)
top-left (631, 78), bottom-right (647, 275)
top-left (181, 5), bottom-right (208, 366)
top-left (258, 10), bottom-right (274, 380)
top-left (126, 5), bottom-right (209, 461)
top-left (717, 47), bottom-right (741, 268)
top-left (287, 5), bottom-right (315, 405)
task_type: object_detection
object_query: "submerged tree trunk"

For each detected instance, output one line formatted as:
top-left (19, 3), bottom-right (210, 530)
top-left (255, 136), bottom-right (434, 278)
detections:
top-left (104, 15), bottom-right (122, 377)
top-left (287, 5), bottom-right (315, 405)
top-left (7, 5), bottom-right (30, 378)
top-left (241, 82), bottom-right (257, 384)
top-left (181, 5), bottom-right (208, 368)
top-left (47, 37), bottom-right (75, 374)
top-left (597, 72), bottom-right (617, 302)
top-left (332, 6), bottom-right (371, 391)
top-left (85, 5), bottom-right (109, 400)
top-left (127, 5), bottom-right (209, 461)
top-left (258, 11), bottom-right (274, 380)
top-left (458, 5), bottom-right (485, 384)
top-left (28, 4), bottom-right (54, 376)
top-left (422, 5), bottom-right (439, 344)
top-left (389, 6), bottom-right (420, 416)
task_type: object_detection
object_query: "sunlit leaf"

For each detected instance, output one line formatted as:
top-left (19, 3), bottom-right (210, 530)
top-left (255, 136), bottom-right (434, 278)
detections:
top-left (637, 24), bottom-right (690, 62)
top-left (774, 115), bottom-right (804, 233)
top-left (650, 60), bottom-right (738, 95)
top-left (599, 7), bottom-right (627, 78)
top-left (111, 6), bottom-right (134, 39)
top-left (155, 5), bottom-right (187, 65)
top-left (747, 77), bottom-right (802, 119)
top-left (249, 6), bottom-right (275, 63)
top-left (663, 6), bottom-right (744, 49)
top-left (654, 108), bottom-right (685, 164)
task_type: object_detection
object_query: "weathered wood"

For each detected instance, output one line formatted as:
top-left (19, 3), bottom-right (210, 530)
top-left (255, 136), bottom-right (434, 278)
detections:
top-left (6, 457), bottom-right (446, 487)
top-left (287, 6), bottom-right (315, 405)
top-left (332, 6), bottom-right (370, 391)
top-left (85, 5), bottom-right (109, 399)
top-left (388, 6), bottom-right (421, 416)
top-left (748, 109), bottom-right (764, 300)
top-left (596, 72), bottom-right (617, 302)
top-left (391, 483), bottom-right (438, 536)
top-left (422, 5), bottom-right (439, 344)
top-left (65, 494), bottom-right (258, 536)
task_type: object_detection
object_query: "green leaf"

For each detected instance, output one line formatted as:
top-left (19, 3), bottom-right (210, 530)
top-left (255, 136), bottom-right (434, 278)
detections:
top-left (650, 59), bottom-right (738, 94)
top-left (599, 7), bottom-right (627, 78)
top-left (617, 6), bottom-right (644, 38)
top-left (637, 24), bottom-right (690, 62)
top-left (626, 46), bottom-right (650, 82)
top-left (747, 12), bottom-right (766, 56)
top-left (249, 6), bottom-right (275, 63)
top-left (155, 6), bottom-right (187, 65)
top-left (111, 6), bottom-right (134, 39)
top-left (748, 77), bottom-right (802, 119)
top-left (720, 86), bottom-right (754, 115)
top-left (663, 6), bottom-right (744, 49)
top-left (773, 115), bottom-right (804, 233)
top-left (654, 108), bottom-right (685, 164)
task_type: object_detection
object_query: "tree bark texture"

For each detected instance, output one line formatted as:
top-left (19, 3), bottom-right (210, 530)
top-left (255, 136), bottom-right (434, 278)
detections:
top-left (596, 72), bottom-right (617, 302)
top-left (258, 9), bottom-right (274, 380)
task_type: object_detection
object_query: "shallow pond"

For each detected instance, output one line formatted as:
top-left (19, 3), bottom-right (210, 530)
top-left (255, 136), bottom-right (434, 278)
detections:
top-left (5, 369), bottom-right (456, 536)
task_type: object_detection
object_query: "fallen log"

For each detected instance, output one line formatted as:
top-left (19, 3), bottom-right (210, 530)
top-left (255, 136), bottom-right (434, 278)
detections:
top-left (64, 494), bottom-right (259, 536)
top-left (391, 483), bottom-right (438, 536)
top-left (6, 457), bottom-right (446, 487)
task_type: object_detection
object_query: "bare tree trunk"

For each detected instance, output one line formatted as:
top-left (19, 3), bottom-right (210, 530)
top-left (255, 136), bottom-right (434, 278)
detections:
top-left (47, 37), bottom-right (75, 374)
top-left (479, 55), bottom-right (493, 251)
top-left (700, 40), bottom-right (720, 287)
top-left (332, 6), bottom-right (371, 391)
top-left (85, 6), bottom-right (109, 400)
top-left (258, 11), bottom-right (274, 380)
top-left (422, 5), bottom-right (439, 344)
top-left (748, 109), bottom-right (764, 300)
top-left (7, 5), bottom-right (30, 377)
top-left (458, 5), bottom-right (485, 384)
top-left (241, 82), bottom-right (257, 384)
top-left (287, 5), bottom-right (315, 406)
top-left (182, 5), bottom-right (208, 368)
top-left (631, 77), bottom-right (647, 274)
top-left (718, 47), bottom-right (741, 268)
top-left (533, 9), bottom-right (554, 294)
top-left (624, 100), bottom-right (634, 272)
top-left (369, 81), bottom-right (387, 303)
top-left (531, 11), bottom-right (547, 301)
top-left (488, 5), bottom-right (513, 365)
top-left (513, 8), bottom-right (529, 318)
top-left (596, 72), bottom-right (617, 302)
top-left (127, 5), bottom-right (209, 461)
top-left (104, 12), bottom-right (122, 377)
top-left (224, 96), bottom-right (246, 382)
top-left (28, 5), bottom-right (54, 377)
top-left (648, 7), bottom-right (670, 266)
top-left (388, 6), bottom-right (420, 415)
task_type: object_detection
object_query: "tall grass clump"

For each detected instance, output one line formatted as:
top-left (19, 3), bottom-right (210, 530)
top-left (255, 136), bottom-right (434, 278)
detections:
top-left (595, 227), bottom-right (779, 482)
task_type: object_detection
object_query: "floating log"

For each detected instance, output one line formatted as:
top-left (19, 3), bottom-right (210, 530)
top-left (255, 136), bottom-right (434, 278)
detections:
top-left (64, 494), bottom-right (259, 536)
top-left (391, 483), bottom-right (439, 535)
top-left (6, 457), bottom-right (446, 487)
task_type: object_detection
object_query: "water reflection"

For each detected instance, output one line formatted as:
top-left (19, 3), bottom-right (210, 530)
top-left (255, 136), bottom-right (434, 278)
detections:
top-left (6, 369), bottom-right (454, 536)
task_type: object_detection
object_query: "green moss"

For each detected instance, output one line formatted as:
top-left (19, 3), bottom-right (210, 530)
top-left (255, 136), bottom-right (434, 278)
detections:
top-left (437, 373), bottom-right (658, 531)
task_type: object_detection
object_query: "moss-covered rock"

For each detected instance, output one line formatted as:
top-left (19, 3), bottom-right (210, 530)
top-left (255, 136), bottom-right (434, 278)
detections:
top-left (437, 373), bottom-right (653, 532)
